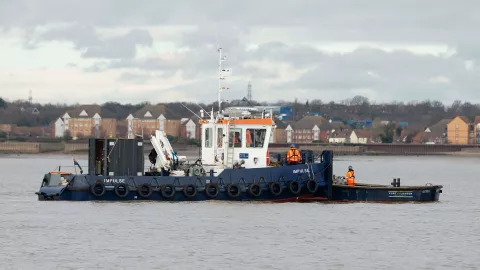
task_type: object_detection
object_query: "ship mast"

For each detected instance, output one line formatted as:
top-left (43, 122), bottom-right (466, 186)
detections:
top-left (217, 38), bottom-right (230, 115)
top-left (218, 46), bottom-right (222, 113)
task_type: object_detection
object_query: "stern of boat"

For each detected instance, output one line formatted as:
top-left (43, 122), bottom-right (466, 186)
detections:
top-left (36, 172), bottom-right (72, 201)
top-left (424, 184), bottom-right (443, 201)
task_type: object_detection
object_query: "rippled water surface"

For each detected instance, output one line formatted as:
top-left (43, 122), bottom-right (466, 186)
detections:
top-left (0, 154), bottom-right (479, 269)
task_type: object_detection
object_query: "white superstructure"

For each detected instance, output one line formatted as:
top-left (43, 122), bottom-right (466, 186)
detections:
top-left (148, 42), bottom-right (277, 176)
top-left (199, 112), bottom-right (274, 169)
top-left (200, 44), bottom-right (276, 171)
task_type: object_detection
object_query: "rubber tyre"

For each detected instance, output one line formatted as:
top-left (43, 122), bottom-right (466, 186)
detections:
top-left (205, 183), bottom-right (219, 199)
top-left (114, 183), bottom-right (129, 198)
top-left (288, 181), bottom-right (302, 195)
top-left (137, 184), bottom-right (152, 199)
top-left (269, 182), bottom-right (282, 196)
top-left (248, 183), bottom-right (262, 197)
top-left (227, 184), bottom-right (241, 198)
top-left (161, 184), bottom-right (175, 198)
top-left (183, 184), bottom-right (197, 199)
top-left (306, 179), bottom-right (318, 193)
top-left (90, 183), bottom-right (105, 197)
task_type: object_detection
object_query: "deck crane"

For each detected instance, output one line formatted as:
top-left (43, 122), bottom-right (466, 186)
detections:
top-left (150, 130), bottom-right (186, 172)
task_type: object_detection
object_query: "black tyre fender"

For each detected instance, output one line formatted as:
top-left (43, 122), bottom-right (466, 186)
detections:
top-left (90, 182), bottom-right (105, 197)
top-left (204, 183), bottom-right (219, 198)
top-left (288, 180), bottom-right (302, 195)
top-left (161, 184), bottom-right (176, 198)
top-left (306, 179), bottom-right (318, 193)
top-left (114, 183), bottom-right (129, 198)
top-left (183, 184), bottom-right (197, 199)
top-left (269, 182), bottom-right (282, 196)
top-left (137, 184), bottom-right (152, 198)
top-left (227, 184), bottom-right (241, 198)
top-left (248, 183), bottom-right (262, 197)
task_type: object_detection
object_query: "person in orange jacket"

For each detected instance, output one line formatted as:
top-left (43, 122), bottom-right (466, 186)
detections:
top-left (286, 144), bottom-right (301, 165)
top-left (345, 165), bottom-right (355, 186)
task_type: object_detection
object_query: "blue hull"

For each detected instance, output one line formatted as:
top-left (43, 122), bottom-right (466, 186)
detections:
top-left (39, 186), bottom-right (324, 202)
top-left (36, 153), bottom-right (334, 202)
top-left (330, 184), bottom-right (443, 202)
top-left (36, 149), bottom-right (443, 203)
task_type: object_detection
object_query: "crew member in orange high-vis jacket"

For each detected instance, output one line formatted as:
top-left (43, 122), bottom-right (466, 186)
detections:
top-left (345, 165), bottom-right (355, 186)
top-left (286, 144), bottom-right (301, 165)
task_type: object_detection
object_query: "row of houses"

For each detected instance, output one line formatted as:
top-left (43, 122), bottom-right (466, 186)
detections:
top-left (50, 107), bottom-right (382, 144)
top-left (276, 115), bottom-right (375, 144)
top-left (51, 105), bottom-right (198, 140)
top-left (3, 103), bottom-right (479, 145)
top-left (403, 116), bottom-right (480, 145)
top-left (279, 115), bottom-right (480, 145)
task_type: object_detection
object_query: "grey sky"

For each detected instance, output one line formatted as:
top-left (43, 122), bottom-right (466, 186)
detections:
top-left (0, 0), bottom-right (479, 104)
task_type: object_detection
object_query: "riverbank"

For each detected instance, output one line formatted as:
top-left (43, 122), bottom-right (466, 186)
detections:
top-left (2, 150), bottom-right (480, 158)
top-left (0, 141), bottom-right (200, 155)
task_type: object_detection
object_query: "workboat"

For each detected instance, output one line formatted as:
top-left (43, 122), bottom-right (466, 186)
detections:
top-left (36, 124), bottom-right (335, 202)
top-left (35, 45), bottom-right (443, 203)
top-left (330, 176), bottom-right (443, 202)
top-left (35, 132), bottom-right (443, 202)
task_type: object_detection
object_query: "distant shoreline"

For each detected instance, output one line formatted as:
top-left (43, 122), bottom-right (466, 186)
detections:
top-left (2, 150), bottom-right (480, 158)
top-left (2, 141), bottom-right (479, 156)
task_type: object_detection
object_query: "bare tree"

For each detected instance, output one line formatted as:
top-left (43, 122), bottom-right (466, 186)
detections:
top-left (350, 95), bottom-right (370, 106)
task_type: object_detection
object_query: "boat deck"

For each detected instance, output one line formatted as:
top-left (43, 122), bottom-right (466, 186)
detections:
top-left (335, 183), bottom-right (443, 190)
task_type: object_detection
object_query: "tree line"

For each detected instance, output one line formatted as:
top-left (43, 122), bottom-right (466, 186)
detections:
top-left (1, 96), bottom-right (479, 128)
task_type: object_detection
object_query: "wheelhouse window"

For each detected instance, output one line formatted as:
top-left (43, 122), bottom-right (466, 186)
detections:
top-left (205, 128), bottom-right (212, 148)
top-left (44, 173), bottom-right (70, 187)
top-left (229, 128), bottom-right (242, 147)
top-left (48, 174), bottom-right (62, 186)
top-left (246, 129), bottom-right (267, 148)
top-left (217, 128), bottom-right (223, 147)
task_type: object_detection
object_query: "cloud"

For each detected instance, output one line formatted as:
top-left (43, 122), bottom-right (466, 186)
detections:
top-left (276, 46), bottom-right (476, 102)
top-left (82, 29), bottom-right (153, 59)
top-left (39, 24), bottom-right (101, 49)
top-left (36, 25), bottom-right (153, 59)
top-left (117, 72), bottom-right (153, 84)
top-left (243, 42), bottom-right (327, 69)
top-left (2, 0), bottom-right (480, 104)
top-left (2, 0), bottom-right (479, 43)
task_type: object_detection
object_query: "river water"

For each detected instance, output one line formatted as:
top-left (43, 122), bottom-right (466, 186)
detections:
top-left (0, 154), bottom-right (479, 269)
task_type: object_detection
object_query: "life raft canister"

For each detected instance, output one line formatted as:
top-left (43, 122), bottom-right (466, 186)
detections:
top-left (266, 149), bottom-right (270, 166)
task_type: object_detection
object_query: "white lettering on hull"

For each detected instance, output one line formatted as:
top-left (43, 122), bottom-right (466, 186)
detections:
top-left (103, 178), bottom-right (126, 184)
